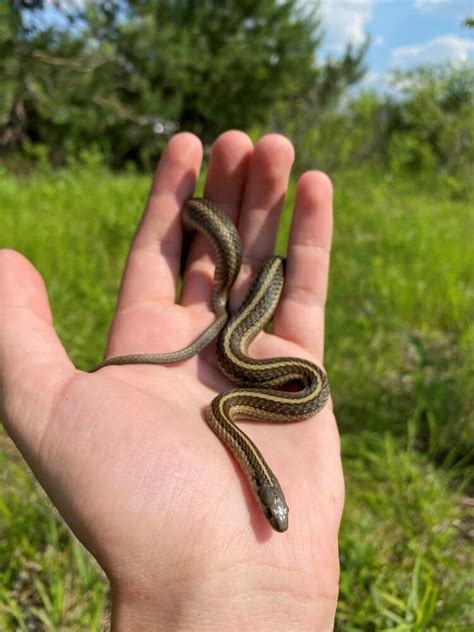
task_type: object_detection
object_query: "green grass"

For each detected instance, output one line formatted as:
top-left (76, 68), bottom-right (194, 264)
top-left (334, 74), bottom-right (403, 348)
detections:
top-left (0, 163), bottom-right (472, 629)
top-left (0, 439), bottom-right (108, 631)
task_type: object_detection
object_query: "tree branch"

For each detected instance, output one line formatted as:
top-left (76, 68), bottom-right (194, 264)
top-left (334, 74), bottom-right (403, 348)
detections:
top-left (29, 48), bottom-right (110, 72)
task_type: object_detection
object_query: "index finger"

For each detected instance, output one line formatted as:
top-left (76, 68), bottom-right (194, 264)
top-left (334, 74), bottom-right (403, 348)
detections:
top-left (116, 133), bottom-right (203, 312)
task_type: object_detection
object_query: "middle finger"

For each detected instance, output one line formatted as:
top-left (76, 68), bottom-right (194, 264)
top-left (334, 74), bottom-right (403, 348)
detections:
top-left (179, 130), bottom-right (253, 309)
top-left (231, 134), bottom-right (294, 309)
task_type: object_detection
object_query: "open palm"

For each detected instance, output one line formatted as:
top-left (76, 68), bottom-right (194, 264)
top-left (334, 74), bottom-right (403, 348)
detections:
top-left (1, 131), bottom-right (344, 630)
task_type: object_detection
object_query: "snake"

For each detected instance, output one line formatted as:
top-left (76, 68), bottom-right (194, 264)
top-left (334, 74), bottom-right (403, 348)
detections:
top-left (94, 198), bottom-right (330, 532)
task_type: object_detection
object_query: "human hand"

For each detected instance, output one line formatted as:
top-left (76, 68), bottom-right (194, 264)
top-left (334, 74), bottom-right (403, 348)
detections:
top-left (0, 132), bottom-right (344, 631)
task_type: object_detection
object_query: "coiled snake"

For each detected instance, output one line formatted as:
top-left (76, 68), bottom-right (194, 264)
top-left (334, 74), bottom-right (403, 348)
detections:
top-left (93, 198), bottom-right (329, 532)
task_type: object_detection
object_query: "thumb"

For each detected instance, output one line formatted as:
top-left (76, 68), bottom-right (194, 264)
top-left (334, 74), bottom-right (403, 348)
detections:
top-left (0, 249), bottom-right (75, 453)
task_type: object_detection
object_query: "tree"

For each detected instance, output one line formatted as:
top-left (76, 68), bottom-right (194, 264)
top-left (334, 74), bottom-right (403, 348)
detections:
top-left (0, 0), bottom-right (368, 167)
top-left (0, 0), bottom-right (110, 159)
top-left (84, 0), bottom-right (332, 158)
top-left (386, 64), bottom-right (474, 172)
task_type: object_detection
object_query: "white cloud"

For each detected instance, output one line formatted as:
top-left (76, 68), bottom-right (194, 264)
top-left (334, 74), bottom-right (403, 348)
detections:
top-left (317, 0), bottom-right (374, 53)
top-left (355, 69), bottom-right (389, 91)
top-left (44, 0), bottom-right (85, 6)
top-left (391, 34), bottom-right (474, 68)
top-left (415, 0), bottom-right (448, 9)
top-left (414, 0), bottom-right (473, 15)
top-left (352, 69), bottom-right (424, 97)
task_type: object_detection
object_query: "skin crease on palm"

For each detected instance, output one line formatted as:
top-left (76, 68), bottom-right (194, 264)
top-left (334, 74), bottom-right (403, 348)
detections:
top-left (0, 131), bottom-right (345, 631)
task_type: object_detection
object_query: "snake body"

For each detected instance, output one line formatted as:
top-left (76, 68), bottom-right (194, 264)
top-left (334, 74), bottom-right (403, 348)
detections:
top-left (95, 199), bottom-right (242, 367)
top-left (95, 198), bottom-right (329, 532)
top-left (211, 257), bottom-right (329, 531)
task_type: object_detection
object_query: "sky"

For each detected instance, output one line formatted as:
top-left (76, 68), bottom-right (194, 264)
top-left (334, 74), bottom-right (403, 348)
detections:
top-left (317, 0), bottom-right (474, 90)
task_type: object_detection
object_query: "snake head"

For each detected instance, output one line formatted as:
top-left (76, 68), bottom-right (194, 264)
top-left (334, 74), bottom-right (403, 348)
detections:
top-left (257, 480), bottom-right (289, 533)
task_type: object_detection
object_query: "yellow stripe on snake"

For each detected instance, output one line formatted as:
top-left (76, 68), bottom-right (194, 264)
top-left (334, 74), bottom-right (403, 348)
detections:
top-left (93, 198), bottom-right (329, 532)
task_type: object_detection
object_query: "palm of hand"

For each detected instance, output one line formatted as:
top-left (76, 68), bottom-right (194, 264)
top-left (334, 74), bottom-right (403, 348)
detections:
top-left (1, 132), bottom-right (343, 626)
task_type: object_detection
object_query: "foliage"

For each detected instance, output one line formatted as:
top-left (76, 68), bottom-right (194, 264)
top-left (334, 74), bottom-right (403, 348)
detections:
top-left (338, 432), bottom-right (471, 629)
top-left (0, 439), bottom-right (108, 631)
top-left (2, 3), bottom-right (471, 176)
top-left (0, 0), bottom-right (113, 161)
top-left (280, 63), bottom-right (474, 175)
top-left (266, 39), bottom-right (369, 164)
top-left (0, 0), bottom-right (367, 166)
top-left (386, 64), bottom-right (474, 173)
top-left (0, 166), bottom-right (472, 628)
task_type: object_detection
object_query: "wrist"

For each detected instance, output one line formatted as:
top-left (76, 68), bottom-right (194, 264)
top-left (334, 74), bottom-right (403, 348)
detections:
top-left (109, 567), bottom-right (338, 631)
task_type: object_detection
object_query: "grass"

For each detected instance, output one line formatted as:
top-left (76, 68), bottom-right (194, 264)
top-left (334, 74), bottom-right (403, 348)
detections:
top-left (0, 162), bottom-right (472, 629)
top-left (0, 438), bottom-right (108, 631)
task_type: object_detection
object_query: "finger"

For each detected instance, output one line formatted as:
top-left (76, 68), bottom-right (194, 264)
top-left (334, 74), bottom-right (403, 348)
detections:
top-left (232, 134), bottom-right (294, 307)
top-left (116, 133), bottom-right (203, 312)
top-left (0, 249), bottom-right (74, 450)
top-left (273, 171), bottom-right (333, 361)
top-left (180, 130), bottom-right (253, 308)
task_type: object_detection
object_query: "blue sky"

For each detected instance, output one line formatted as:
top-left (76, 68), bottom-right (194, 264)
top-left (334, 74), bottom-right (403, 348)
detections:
top-left (317, 0), bottom-right (473, 89)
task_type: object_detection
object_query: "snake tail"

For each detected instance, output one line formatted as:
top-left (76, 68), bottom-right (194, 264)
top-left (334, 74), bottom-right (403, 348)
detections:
top-left (93, 198), bottom-right (242, 370)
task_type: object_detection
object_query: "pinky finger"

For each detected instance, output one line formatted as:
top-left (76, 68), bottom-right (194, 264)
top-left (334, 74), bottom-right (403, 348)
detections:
top-left (273, 171), bottom-right (333, 362)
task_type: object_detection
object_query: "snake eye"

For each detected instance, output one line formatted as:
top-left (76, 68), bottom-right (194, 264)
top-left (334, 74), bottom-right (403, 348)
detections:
top-left (265, 507), bottom-right (273, 520)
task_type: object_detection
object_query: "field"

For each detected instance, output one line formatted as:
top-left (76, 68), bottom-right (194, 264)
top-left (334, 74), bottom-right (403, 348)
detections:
top-left (1, 163), bottom-right (472, 630)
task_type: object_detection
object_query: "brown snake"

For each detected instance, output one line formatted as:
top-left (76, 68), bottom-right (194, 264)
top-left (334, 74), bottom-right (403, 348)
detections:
top-left (93, 198), bottom-right (329, 532)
